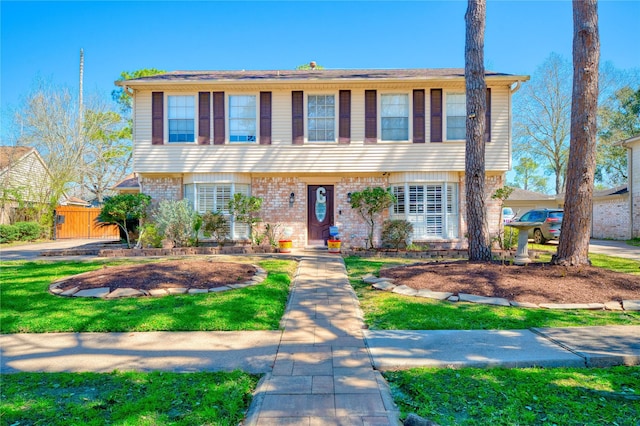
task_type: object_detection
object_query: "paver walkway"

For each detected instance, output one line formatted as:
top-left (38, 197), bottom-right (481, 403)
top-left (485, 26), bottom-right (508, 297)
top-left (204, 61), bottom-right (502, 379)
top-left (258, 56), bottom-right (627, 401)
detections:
top-left (244, 255), bottom-right (400, 425)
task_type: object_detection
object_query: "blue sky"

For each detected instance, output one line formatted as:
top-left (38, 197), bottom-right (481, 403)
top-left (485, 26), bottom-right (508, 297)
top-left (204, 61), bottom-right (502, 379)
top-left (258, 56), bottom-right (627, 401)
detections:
top-left (1, 0), bottom-right (639, 114)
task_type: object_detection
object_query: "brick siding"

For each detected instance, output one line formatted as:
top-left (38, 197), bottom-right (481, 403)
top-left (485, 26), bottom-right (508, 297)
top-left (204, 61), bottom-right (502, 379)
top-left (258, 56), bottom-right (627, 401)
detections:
top-left (592, 195), bottom-right (630, 240)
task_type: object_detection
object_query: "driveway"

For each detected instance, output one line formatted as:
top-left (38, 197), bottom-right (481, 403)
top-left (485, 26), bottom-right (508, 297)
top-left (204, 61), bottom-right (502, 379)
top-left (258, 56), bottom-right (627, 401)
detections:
top-left (588, 239), bottom-right (639, 261)
top-left (0, 239), bottom-right (118, 261)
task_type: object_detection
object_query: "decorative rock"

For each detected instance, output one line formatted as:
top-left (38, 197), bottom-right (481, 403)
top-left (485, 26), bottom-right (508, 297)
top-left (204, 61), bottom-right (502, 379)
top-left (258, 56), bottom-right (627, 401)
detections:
top-left (166, 288), bottom-right (188, 295)
top-left (148, 289), bottom-right (168, 297)
top-left (50, 287), bottom-right (65, 294)
top-left (372, 281), bottom-right (397, 291)
top-left (404, 412), bottom-right (440, 426)
top-left (622, 300), bottom-right (640, 311)
top-left (362, 274), bottom-right (380, 284)
top-left (228, 282), bottom-right (254, 289)
top-left (510, 301), bottom-right (539, 309)
top-left (106, 288), bottom-right (145, 298)
top-left (188, 288), bottom-right (209, 294)
top-left (415, 289), bottom-right (454, 300)
top-left (73, 287), bottom-right (111, 298)
top-left (448, 295), bottom-right (459, 302)
top-left (392, 285), bottom-right (419, 296)
top-left (209, 286), bottom-right (232, 293)
top-left (539, 303), bottom-right (604, 310)
top-left (60, 287), bottom-right (79, 296)
top-left (604, 301), bottom-right (623, 311)
top-left (459, 293), bottom-right (510, 307)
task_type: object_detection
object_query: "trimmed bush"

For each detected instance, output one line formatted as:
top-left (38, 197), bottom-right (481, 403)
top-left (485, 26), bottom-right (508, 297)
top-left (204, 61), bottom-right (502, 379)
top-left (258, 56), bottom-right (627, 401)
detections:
top-left (14, 221), bottom-right (43, 241)
top-left (381, 219), bottom-right (413, 251)
top-left (0, 224), bottom-right (20, 243)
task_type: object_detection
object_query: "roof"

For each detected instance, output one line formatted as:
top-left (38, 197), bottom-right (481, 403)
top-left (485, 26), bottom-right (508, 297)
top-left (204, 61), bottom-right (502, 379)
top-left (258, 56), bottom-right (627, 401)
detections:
top-left (0, 146), bottom-right (34, 171)
top-left (118, 68), bottom-right (529, 87)
top-left (507, 187), bottom-right (556, 201)
top-left (593, 185), bottom-right (628, 197)
top-left (112, 173), bottom-right (140, 190)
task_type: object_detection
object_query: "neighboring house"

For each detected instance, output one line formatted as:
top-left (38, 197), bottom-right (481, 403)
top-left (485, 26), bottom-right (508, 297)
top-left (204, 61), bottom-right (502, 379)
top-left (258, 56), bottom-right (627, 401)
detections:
top-left (621, 135), bottom-right (640, 238)
top-left (117, 68), bottom-right (528, 248)
top-left (112, 173), bottom-right (141, 194)
top-left (591, 185), bottom-right (629, 240)
top-left (504, 188), bottom-right (560, 219)
top-left (0, 146), bottom-right (53, 224)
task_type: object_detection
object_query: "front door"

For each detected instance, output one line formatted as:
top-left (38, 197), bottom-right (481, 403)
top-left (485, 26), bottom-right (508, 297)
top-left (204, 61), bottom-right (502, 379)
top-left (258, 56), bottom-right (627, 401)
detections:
top-left (308, 185), bottom-right (334, 245)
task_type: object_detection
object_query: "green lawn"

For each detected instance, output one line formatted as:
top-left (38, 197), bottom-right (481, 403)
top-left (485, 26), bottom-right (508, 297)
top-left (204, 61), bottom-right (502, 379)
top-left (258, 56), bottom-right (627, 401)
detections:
top-left (0, 258), bottom-right (296, 333)
top-left (344, 256), bottom-right (640, 330)
top-left (385, 366), bottom-right (640, 425)
top-left (1, 371), bottom-right (258, 425)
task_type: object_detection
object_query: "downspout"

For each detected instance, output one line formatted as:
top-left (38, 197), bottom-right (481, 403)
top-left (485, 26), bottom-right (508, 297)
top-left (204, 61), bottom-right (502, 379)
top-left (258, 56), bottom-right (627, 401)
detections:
top-left (628, 144), bottom-right (634, 238)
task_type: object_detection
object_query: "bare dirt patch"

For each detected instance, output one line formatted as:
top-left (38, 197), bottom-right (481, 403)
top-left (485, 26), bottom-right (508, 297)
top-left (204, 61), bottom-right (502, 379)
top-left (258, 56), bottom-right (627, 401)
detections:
top-left (56, 260), bottom-right (257, 292)
top-left (380, 261), bottom-right (640, 304)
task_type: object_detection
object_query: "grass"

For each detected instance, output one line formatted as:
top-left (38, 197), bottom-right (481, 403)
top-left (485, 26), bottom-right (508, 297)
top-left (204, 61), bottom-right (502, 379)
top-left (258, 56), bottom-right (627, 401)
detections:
top-left (0, 257), bottom-right (296, 333)
top-left (344, 256), bottom-right (640, 330)
top-left (1, 371), bottom-right (258, 425)
top-left (628, 237), bottom-right (640, 247)
top-left (385, 366), bottom-right (640, 425)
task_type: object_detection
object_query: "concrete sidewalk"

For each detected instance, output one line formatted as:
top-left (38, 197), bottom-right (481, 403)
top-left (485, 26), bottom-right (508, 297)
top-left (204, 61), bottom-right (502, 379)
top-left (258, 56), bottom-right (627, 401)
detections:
top-left (2, 252), bottom-right (639, 425)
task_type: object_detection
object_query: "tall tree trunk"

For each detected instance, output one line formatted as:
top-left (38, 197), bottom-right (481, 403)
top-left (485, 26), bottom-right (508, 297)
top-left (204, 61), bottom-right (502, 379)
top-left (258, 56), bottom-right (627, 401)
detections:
top-left (465, 0), bottom-right (492, 261)
top-left (553, 0), bottom-right (600, 266)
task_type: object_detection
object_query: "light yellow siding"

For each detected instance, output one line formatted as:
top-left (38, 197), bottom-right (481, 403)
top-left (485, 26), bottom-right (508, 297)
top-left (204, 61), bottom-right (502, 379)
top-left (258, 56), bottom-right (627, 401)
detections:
top-left (132, 82), bottom-right (515, 175)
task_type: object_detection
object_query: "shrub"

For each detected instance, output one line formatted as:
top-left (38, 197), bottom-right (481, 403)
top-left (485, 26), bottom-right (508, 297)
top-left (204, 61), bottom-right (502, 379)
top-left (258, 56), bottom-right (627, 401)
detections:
top-left (153, 199), bottom-right (199, 247)
top-left (202, 211), bottom-right (228, 247)
top-left (14, 221), bottom-right (43, 241)
top-left (136, 222), bottom-right (163, 248)
top-left (349, 187), bottom-right (396, 249)
top-left (97, 193), bottom-right (152, 248)
top-left (0, 224), bottom-right (20, 243)
top-left (228, 194), bottom-right (263, 244)
top-left (381, 219), bottom-right (413, 251)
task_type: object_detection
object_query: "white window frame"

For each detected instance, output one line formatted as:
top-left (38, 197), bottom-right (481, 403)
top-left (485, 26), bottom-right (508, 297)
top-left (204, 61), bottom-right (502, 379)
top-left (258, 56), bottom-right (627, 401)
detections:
top-left (227, 94), bottom-right (259, 144)
top-left (183, 183), bottom-right (251, 240)
top-left (305, 92), bottom-right (338, 143)
top-left (166, 93), bottom-right (197, 144)
top-left (444, 91), bottom-right (466, 142)
top-left (377, 92), bottom-right (412, 143)
top-left (390, 182), bottom-right (459, 239)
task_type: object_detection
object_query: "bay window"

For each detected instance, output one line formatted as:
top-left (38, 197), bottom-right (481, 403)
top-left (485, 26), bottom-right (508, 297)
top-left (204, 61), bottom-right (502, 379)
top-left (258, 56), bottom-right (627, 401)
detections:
top-left (391, 183), bottom-right (458, 239)
top-left (184, 183), bottom-right (251, 239)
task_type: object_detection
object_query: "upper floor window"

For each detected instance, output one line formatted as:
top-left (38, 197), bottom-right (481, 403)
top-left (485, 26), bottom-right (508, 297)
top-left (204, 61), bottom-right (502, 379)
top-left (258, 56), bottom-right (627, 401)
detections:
top-left (229, 95), bottom-right (257, 143)
top-left (308, 95), bottom-right (335, 142)
top-left (381, 94), bottom-right (409, 141)
top-left (446, 93), bottom-right (466, 140)
top-left (168, 95), bottom-right (195, 142)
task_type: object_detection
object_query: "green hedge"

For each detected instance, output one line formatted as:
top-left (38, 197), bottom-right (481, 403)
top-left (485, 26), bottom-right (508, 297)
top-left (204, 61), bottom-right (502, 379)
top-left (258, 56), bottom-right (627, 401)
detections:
top-left (0, 222), bottom-right (43, 243)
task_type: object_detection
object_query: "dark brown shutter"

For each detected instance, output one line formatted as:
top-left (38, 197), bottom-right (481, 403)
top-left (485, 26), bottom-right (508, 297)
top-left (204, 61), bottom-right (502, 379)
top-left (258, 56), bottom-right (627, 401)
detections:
top-left (364, 90), bottom-right (377, 144)
top-left (212, 91), bottom-right (225, 145)
top-left (198, 92), bottom-right (210, 145)
top-left (152, 92), bottom-right (164, 145)
top-left (292, 91), bottom-right (304, 145)
top-left (430, 89), bottom-right (443, 143)
top-left (413, 89), bottom-right (425, 143)
top-left (259, 92), bottom-right (272, 145)
top-left (339, 90), bottom-right (351, 144)
top-left (485, 88), bottom-right (492, 142)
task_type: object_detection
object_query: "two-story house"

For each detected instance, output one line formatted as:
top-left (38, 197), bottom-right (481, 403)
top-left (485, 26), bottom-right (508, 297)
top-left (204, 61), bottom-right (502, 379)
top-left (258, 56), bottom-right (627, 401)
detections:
top-left (118, 68), bottom-right (528, 249)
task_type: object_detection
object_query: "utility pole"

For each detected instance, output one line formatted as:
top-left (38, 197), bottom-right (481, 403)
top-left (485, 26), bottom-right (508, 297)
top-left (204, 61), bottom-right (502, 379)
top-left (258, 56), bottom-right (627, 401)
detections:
top-left (79, 48), bottom-right (84, 123)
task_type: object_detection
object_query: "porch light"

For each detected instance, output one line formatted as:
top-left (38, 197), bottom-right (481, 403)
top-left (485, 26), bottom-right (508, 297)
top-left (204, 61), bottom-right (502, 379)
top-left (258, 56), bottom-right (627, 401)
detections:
top-left (347, 192), bottom-right (352, 203)
top-left (289, 192), bottom-right (295, 205)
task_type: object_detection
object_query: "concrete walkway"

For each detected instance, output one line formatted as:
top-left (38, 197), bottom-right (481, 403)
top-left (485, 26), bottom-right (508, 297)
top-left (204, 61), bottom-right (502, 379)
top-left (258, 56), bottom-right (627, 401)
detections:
top-left (2, 249), bottom-right (640, 425)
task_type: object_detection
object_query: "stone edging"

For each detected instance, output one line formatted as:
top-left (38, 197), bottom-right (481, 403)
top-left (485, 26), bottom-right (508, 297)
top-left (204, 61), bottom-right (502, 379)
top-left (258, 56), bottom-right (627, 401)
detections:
top-left (49, 265), bottom-right (268, 299)
top-left (362, 273), bottom-right (640, 312)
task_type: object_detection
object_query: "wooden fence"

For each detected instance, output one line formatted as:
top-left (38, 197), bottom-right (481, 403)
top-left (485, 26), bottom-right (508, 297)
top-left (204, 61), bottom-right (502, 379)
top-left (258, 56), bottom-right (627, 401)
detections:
top-left (54, 206), bottom-right (120, 239)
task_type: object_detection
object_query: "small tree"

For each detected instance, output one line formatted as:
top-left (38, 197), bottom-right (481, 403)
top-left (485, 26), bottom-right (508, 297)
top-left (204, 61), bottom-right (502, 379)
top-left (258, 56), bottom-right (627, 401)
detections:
top-left (202, 211), bottom-right (228, 247)
top-left (350, 187), bottom-right (396, 249)
top-left (97, 193), bottom-right (151, 248)
top-left (228, 193), bottom-right (263, 244)
top-left (491, 186), bottom-right (517, 251)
